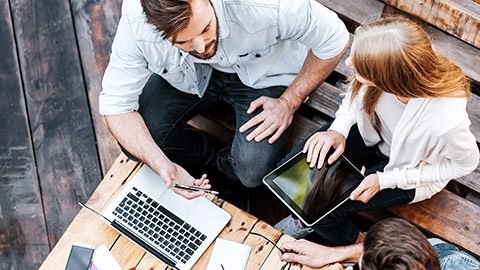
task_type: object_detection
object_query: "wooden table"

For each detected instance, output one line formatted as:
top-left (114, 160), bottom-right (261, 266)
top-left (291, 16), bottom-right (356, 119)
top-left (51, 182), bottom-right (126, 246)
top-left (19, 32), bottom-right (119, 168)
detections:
top-left (39, 154), bottom-right (322, 270)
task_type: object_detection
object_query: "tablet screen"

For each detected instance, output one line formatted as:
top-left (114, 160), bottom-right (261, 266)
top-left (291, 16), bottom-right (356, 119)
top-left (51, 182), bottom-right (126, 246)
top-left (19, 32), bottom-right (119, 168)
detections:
top-left (263, 152), bottom-right (364, 226)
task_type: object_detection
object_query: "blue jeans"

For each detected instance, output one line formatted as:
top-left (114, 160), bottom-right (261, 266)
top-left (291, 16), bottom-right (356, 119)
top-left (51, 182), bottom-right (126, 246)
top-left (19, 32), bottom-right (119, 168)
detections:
top-left (281, 123), bottom-right (415, 246)
top-left (121, 70), bottom-right (290, 187)
top-left (429, 238), bottom-right (480, 270)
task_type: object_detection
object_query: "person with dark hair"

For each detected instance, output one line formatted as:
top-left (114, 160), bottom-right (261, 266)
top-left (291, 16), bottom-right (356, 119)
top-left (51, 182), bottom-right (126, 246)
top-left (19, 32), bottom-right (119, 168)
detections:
top-left (99, 0), bottom-right (349, 199)
top-left (279, 218), bottom-right (480, 270)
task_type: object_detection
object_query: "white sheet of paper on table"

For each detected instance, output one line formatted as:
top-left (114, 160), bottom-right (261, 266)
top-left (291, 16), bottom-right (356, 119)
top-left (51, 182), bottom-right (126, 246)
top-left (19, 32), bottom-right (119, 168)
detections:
top-left (89, 244), bottom-right (122, 270)
top-left (207, 238), bottom-right (251, 270)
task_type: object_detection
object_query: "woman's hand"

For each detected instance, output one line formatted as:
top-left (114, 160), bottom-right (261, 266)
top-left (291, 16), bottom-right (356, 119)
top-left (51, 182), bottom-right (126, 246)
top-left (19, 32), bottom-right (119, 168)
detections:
top-left (350, 173), bottom-right (380, 203)
top-left (303, 130), bottom-right (346, 169)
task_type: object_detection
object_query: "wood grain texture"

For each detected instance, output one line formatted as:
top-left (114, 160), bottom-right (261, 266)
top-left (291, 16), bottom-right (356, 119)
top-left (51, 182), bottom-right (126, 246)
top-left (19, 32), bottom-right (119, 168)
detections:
top-left (317, 0), bottom-right (385, 25)
top-left (39, 154), bottom-right (138, 269)
top-left (70, 0), bottom-right (123, 176)
top-left (244, 221), bottom-right (283, 269)
top-left (379, 0), bottom-right (480, 49)
top-left (136, 253), bottom-right (169, 270)
top-left (0, 1), bottom-right (50, 268)
top-left (389, 189), bottom-right (480, 256)
top-left (10, 0), bottom-right (102, 246)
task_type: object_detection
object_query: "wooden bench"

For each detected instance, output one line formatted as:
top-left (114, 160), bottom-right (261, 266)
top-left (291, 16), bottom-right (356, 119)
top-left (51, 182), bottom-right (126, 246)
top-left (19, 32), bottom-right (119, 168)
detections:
top-left (189, 0), bottom-right (480, 259)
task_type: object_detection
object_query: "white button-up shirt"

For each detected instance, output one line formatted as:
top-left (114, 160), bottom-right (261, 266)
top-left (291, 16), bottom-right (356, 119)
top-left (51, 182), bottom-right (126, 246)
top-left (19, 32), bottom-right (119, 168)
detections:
top-left (99, 0), bottom-right (349, 115)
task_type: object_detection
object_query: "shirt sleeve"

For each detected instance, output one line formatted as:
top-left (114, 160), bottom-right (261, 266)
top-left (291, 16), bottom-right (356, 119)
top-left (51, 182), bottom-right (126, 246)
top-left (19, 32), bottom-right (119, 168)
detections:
top-left (328, 90), bottom-right (358, 138)
top-left (278, 0), bottom-right (349, 59)
top-left (377, 125), bottom-right (479, 189)
top-left (99, 3), bottom-right (151, 116)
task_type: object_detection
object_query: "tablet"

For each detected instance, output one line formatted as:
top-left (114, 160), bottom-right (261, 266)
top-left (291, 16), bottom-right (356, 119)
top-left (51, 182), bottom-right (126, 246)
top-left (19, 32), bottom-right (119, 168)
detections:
top-left (263, 151), bottom-right (365, 227)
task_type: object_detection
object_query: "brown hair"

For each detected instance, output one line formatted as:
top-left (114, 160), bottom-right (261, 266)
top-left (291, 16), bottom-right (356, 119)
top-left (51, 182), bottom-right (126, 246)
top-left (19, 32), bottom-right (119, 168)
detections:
top-left (361, 218), bottom-right (440, 270)
top-left (350, 17), bottom-right (470, 120)
top-left (140, 0), bottom-right (193, 42)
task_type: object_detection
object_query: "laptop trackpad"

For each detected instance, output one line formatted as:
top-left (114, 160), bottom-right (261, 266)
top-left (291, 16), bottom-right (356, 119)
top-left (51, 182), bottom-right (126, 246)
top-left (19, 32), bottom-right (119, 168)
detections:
top-left (158, 189), bottom-right (199, 218)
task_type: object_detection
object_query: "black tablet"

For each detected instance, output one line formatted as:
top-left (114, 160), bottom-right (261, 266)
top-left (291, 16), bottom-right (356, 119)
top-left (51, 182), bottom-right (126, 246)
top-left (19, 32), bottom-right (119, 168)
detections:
top-left (263, 151), bottom-right (365, 226)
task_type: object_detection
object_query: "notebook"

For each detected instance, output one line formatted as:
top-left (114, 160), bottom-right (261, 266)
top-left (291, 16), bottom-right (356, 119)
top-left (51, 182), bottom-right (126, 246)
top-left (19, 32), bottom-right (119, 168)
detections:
top-left (206, 238), bottom-right (251, 270)
top-left (81, 164), bottom-right (231, 270)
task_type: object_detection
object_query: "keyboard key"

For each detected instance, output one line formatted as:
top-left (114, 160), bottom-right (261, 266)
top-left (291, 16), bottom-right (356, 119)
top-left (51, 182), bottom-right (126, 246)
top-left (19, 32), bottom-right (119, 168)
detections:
top-left (146, 198), bottom-right (152, 204)
top-left (195, 231), bottom-right (201, 238)
top-left (186, 248), bottom-right (194, 255)
top-left (127, 193), bottom-right (139, 202)
top-left (188, 242), bottom-right (198, 251)
top-left (195, 239), bottom-right (202, 246)
top-left (157, 205), bottom-right (184, 225)
top-left (152, 201), bottom-right (159, 208)
top-left (200, 234), bottom-right (206, 241)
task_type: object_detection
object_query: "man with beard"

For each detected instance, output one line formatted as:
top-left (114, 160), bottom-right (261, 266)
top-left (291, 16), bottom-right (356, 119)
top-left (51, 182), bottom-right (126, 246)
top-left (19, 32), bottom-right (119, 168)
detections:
top-left (100, 0), bottom-right (349, 199)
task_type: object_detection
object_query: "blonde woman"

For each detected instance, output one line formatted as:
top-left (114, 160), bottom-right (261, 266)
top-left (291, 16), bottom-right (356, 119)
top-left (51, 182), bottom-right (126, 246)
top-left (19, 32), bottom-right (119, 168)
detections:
top-left (275, 17), bottom-right (479, 246)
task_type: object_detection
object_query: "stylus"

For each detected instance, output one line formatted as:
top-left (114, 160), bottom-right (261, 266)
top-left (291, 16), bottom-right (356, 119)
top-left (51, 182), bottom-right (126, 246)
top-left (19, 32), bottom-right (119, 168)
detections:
top-left (173, 184), bottom-right (219, 195)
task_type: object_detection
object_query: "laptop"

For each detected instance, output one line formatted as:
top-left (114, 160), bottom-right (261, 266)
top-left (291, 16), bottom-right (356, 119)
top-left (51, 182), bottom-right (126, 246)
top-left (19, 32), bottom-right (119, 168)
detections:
top-left (263, 151), bottom-right (365, 227)
top-left (80, 164), bottom-right (231, 270)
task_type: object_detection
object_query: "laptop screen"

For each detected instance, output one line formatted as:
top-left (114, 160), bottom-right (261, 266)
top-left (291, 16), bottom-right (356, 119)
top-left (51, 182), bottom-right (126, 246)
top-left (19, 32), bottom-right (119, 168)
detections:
top-left (263, 152), bottom-right (365, 226)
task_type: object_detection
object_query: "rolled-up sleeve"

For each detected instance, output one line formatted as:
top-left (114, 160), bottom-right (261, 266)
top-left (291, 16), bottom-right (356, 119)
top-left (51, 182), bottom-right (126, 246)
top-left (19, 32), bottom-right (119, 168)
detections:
top-left (99, 6), bottom-right (151, 115)
top-left (278, 0), bottom-right (349, 60)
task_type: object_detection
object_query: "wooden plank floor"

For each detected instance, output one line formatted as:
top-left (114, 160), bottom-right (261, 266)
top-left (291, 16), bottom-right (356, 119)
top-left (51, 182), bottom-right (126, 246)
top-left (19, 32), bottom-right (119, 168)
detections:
top-left (0, 0), bottom-right (122, 268)
top-left (1, 0), bottom-right (480, 269)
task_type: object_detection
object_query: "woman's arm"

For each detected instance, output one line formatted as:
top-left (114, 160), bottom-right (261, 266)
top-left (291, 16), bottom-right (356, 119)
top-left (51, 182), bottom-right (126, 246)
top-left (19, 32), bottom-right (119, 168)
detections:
top-left (378, 125), bottom-right (479, 189)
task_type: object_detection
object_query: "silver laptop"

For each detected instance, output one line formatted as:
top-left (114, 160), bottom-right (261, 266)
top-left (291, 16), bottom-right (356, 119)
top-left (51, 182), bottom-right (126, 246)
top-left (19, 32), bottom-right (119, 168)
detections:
top-left (81, 164), bottom-right (231, 270)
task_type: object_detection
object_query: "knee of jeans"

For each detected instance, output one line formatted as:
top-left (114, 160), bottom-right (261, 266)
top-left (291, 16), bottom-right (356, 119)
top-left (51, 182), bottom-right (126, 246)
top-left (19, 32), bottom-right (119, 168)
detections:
top-left (233, 154), bottom-right (274, 188)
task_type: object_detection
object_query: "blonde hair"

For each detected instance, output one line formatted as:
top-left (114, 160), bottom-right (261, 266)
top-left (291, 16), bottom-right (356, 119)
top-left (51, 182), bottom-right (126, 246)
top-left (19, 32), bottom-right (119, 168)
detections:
top-left (350, 17), bottom-right (470, 119)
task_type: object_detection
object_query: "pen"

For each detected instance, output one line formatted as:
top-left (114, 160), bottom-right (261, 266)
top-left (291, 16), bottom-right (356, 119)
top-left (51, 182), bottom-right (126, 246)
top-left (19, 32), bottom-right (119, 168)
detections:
top-left (173, 184), bottom-right (219, 195)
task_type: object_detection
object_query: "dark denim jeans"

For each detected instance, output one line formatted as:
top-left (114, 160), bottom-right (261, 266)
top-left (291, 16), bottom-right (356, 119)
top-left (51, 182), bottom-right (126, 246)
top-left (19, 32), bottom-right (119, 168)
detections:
top-left (121, 70), bottom-right (290, 187)
top-left (429, 238), bottom-right (480, 270)
top-left (280, 123), bottom-right (415, 246)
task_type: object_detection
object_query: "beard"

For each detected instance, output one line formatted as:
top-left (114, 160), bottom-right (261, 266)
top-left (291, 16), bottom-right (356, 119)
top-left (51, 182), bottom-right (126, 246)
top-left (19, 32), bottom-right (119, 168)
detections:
top-left (190, 14), bottom-right (220, 60)
top-left (190, 38), bottom-right (218, 60)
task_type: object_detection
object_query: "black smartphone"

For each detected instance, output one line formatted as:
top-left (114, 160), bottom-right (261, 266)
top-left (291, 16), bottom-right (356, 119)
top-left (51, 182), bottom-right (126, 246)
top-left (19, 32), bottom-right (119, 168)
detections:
top-left (65, 242), bottom-right (95, 270)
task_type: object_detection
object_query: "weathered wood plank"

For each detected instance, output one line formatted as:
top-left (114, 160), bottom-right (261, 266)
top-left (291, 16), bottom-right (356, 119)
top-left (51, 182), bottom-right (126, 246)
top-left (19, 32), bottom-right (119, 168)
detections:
top-left (379, 0), bottom-right (480, 49)
top-left (11, 0), bottom-right (101, 246)
top-left (389, 189), bottom-right (480, 257)
top-left (243, 221), bottom-right (283, 269)
top-left (319, 0), bottom-right (480, 85)
top-left (110, 235), bottom-right (146, 268)
top-left (71, 0), bottom-right (123, 176)
top-left (39, 154), bottom-right (138, 269)
top-left (10, 0), bottom-right (102, 246)
top-left (136, 253), bottom-right (169, 270)
top-left (0, 1), bottom-right (50, 268)
top-left (318, 0), bottom-right (385, 25)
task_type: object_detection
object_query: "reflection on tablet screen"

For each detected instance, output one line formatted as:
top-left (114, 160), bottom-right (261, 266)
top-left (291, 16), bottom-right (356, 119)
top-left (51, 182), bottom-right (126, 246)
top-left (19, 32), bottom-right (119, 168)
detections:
top-left (272, 155), bottom-right (363, 221)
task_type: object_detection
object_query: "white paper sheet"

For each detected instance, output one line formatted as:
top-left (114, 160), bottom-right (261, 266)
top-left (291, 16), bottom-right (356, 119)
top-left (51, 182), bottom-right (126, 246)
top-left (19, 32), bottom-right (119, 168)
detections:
top-left (207, 238), bottom-right (251, 270)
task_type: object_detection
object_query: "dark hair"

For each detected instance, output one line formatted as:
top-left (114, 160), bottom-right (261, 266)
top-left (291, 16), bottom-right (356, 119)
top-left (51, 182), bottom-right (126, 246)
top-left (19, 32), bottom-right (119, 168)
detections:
top-left (361, 218), bottom-right (440, 270)
top-left (140, 0), bottom-right (193, 42)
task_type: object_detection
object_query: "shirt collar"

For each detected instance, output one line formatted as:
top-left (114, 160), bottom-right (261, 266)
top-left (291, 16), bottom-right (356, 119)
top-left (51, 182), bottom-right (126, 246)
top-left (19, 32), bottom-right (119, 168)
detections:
top-left (210, 0), bottom-right (229, 40)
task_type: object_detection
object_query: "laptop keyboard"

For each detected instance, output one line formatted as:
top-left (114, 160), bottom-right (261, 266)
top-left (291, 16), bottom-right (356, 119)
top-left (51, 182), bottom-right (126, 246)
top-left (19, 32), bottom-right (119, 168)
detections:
top-left (112, 187), bottom-right (207, 264)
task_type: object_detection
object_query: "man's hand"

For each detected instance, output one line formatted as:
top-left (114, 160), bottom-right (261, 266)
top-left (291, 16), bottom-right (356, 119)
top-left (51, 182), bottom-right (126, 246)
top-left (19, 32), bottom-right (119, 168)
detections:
top-left (239, 96), bottom-right (294, 144)
top-left (303, 130), bottom-right (346, 169)
top-left (157, 160), bottom-right (211, 199)
top-left (278, 239), bottom-right (341, 268)
top-left (350, 173), bottom-right (380, 203)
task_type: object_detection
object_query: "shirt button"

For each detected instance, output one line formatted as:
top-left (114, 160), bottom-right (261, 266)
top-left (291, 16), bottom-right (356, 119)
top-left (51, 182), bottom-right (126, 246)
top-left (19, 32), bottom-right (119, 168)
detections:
top-left (236, 65), bottom-right (240, 68)
top-left (163, 69), bottom-right (168, 74)
top-left (255, 54), bottom-right (261, 58)
top-left (220, 57), bottom-right (224, 61)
